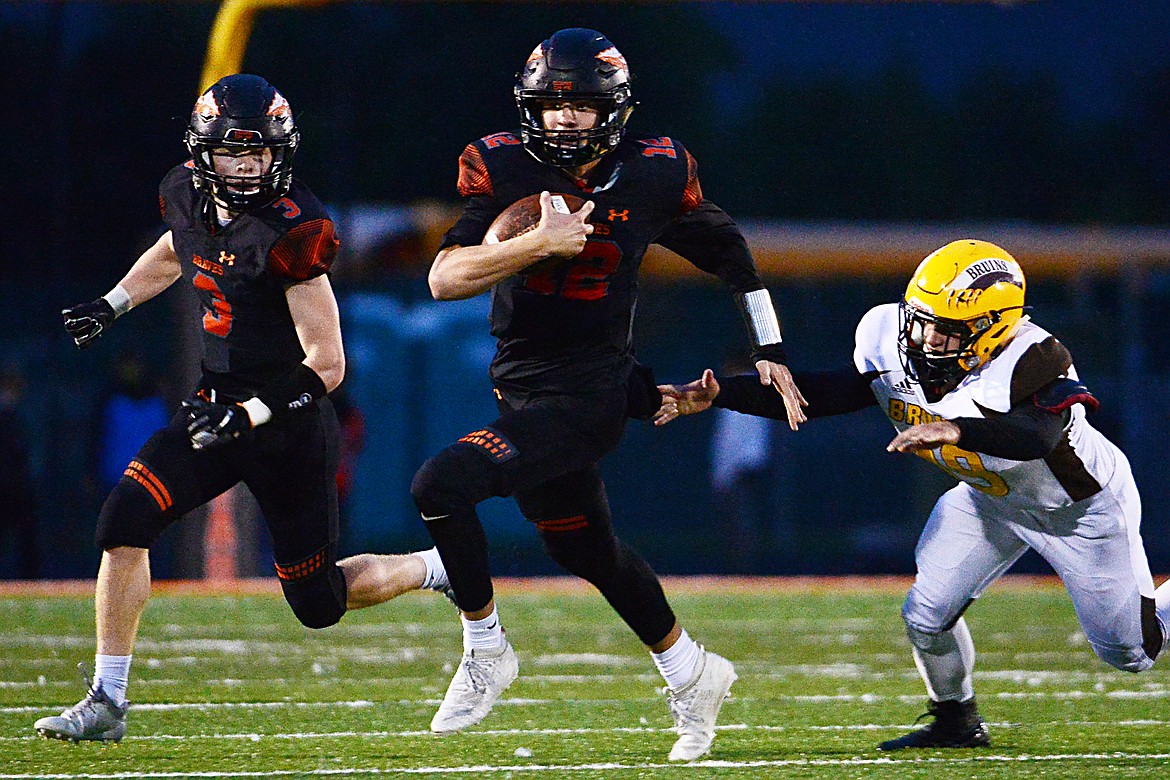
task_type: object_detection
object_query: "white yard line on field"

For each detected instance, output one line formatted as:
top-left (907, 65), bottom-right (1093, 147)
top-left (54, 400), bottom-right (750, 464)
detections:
top-left (6, 685), bottom-right (1170, 715)
top-left (4, 753), bottom-right (1170, 778)
top-left (4, 719), bottom-right (1170, 743)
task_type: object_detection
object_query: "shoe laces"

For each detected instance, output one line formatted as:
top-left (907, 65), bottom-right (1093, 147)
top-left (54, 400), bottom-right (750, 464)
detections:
top-left (664, 684), bottom-right (706, 732)
top-left (63, 664), bottom-right (118, 722)
top-left (460, 653), bottom-right (499, 695)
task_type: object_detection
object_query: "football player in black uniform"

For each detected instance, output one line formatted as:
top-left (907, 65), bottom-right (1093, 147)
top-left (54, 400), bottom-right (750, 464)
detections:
top-left (36, 74), bottom-right (450, 744)
top-left (413, 29), bottom-right (806, 761)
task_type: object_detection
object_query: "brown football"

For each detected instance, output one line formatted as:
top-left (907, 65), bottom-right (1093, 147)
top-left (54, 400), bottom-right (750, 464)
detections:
top-left (482, 192), bottom-right (588, 245)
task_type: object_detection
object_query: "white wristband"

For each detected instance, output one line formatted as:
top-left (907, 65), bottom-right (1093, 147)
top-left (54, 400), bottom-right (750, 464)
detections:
top-left (240, 397), bottom-right (274, 427)
top-left (742, 289), bottom-right (783, 346)
top-left (102, 285), bottom-right (133, 318)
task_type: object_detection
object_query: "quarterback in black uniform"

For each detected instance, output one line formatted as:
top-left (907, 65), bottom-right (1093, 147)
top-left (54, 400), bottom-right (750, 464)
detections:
top-left (37, 75), bottom-right (451, 744)
top-left (413, 29), bottom-right (806, 761)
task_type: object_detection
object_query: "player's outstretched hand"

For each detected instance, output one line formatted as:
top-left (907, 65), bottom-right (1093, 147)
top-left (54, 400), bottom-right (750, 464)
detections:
top-left (535, 190), bottom-right (595, 259)
top-left (184, 398), bottom-right (252, 451)
top-left (654, 369), bottom-right (721, 426)
top-left (887, 421), bottom-right (961, 453)
top-left (755, 360), bottom-right (808, 431)
top-left (61, 299), bottom-right (116, 349)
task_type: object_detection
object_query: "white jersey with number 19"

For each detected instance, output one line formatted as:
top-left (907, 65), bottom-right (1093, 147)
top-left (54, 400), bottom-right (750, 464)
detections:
top-left (852, 303), bottom-right (1123, 511)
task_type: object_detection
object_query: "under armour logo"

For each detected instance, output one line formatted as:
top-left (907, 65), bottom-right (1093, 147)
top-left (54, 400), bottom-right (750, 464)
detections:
top-left (608, 209), bottom-right (629, 222)
top-left (218, 251), bottom-right (235, 266)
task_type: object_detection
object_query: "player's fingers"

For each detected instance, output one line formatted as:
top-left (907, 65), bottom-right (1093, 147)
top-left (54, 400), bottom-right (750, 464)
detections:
top-left (577, 199), bottom-right (596, 218)
top-left (584, 223), bottom-right (595, 234)
top-left (653, 401), bottom-right (678, 426)
top-left (781, 390), bottom-right (805, 431)
top-left (537, 191), bottom-right (553, 219)
top-left (790, 376), bottom-right (809, 407)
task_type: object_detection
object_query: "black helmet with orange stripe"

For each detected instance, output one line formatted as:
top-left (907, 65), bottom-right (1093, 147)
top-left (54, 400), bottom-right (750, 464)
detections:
top-left (515, 28), bottom-right (635, 168)
top-left (185, 74), bottom-right (300, 212)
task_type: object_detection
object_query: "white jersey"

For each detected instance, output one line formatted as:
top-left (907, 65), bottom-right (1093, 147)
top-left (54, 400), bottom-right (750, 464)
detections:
top-left (853, 303), bottom-right (1122, 511)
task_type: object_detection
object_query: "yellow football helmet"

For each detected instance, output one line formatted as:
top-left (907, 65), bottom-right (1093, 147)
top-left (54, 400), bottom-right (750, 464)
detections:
top-left (898, 239), bottom-right (1027, 400)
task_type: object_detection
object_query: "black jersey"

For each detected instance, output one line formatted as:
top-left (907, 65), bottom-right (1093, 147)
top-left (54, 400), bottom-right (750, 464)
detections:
top-left (441, 132), bottom-right (765, 394)
top-left (160, 162), bottom-right (338, 399)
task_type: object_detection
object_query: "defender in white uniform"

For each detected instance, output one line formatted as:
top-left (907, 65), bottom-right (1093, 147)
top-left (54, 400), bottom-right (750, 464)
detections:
top-left (656, 240), bottom-right (1170, 750)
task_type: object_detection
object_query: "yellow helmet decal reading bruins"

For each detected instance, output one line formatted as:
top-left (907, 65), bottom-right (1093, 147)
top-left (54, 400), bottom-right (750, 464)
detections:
top-left (899, 240), bottom-right (1026, 401)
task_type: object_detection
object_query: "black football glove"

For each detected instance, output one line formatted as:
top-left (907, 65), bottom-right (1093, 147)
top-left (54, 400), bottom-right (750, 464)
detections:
top-left (184, 398), bottom-right (252, 451)
top-left (62, 299), bottom-right (116, 349)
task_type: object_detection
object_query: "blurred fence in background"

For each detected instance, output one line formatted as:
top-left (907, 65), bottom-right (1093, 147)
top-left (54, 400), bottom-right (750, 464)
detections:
top-left (6, 219), bottom-right (1170, 580)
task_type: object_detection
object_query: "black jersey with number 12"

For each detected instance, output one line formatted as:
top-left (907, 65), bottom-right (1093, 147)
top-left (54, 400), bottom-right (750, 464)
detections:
top-left (441, 131), bottom-right (761, 395)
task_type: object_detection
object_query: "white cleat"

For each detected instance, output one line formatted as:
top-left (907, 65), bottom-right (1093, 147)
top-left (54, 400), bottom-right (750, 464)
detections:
top-left (665, 648), bottom-right (737, 761)
top-left (34, 664), bottom-right (129, 743)
top-left (430, 640), bottom-right (518, 733)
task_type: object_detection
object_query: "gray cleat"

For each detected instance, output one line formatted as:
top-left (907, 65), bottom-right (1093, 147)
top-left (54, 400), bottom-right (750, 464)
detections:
top-left (34, 664), bottom-right (128, 743)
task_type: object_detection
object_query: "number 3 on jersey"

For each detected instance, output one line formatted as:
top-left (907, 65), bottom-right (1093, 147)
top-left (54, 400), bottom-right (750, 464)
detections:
top-left (524, 238), bottom-right (622, 301)
top-left (193, 272), bottom-right (233, 337)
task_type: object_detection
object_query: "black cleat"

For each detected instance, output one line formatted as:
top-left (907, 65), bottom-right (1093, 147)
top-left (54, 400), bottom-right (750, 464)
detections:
top-left (878, 698), bottom-right (989, 751)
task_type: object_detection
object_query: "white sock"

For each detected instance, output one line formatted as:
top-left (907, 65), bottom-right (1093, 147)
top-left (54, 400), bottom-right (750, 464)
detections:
top-left (462, 606), bottom-right (504, 653)
top-left (652, 629), bottom-right (702, 691)
top-left (94, 654), bottom-right (132, 706)
top-left (415, 547), bottom-right (448, 591)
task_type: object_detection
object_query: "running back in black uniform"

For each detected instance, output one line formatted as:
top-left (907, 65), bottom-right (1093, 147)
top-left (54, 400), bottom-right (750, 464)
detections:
top-left (444, 130), bottom-right (761, 394)
top-left (414, 29), bottom-right (804, 756)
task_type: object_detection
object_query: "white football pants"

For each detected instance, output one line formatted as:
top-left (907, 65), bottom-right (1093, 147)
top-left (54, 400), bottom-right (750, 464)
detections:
top-left (902, 452), bottom-right (1168, 701)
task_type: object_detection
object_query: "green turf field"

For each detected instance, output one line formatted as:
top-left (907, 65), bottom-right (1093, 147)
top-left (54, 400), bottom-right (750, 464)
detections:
top-left (2, 578), bottom-right (1168, 778)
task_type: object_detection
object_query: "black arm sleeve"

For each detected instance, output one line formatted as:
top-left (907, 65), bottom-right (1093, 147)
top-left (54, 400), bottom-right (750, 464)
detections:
top-left (954, 404), bottom-right (1069, 460)
top-left (713, 367), bottom-right (879, 421)
top-left (654, 201), bottom-right (763, 294)
top-left (439, 194), bottom-right (499, 250)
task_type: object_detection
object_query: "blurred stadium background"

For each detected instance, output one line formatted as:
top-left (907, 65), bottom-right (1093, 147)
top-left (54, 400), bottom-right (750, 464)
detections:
top-left (3, 0), bottom-right (1170, 583)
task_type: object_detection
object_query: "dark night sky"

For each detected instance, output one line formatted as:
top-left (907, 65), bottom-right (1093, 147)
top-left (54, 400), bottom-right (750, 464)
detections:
top-left (699, 1), bottom-right (1169, 122)
top-left (7, 1), bottom-right (1169, 125)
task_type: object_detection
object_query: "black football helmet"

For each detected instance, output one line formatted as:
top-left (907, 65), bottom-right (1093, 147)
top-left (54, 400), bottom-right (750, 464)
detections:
top-left (185, 74), bottom-right (299, 213)
top-left (515, 28), bottom-right (635, 168)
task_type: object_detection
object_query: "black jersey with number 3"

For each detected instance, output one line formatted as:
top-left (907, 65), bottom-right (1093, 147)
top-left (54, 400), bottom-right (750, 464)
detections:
top-left (159, 162), bottom-right (339, 399)
top-left (441, 132), bottom-right (765, 394)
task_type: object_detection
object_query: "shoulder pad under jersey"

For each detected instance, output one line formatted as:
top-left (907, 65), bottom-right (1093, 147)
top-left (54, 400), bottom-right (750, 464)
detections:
top-left (1034, 377), bottom-right (1099, 413)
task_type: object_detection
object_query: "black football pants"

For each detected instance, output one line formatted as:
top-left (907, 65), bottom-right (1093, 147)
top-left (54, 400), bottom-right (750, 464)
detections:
top-left (96, 397), bottom-right (347, 628)
top-left (412, 386), bottom-right (677, 646)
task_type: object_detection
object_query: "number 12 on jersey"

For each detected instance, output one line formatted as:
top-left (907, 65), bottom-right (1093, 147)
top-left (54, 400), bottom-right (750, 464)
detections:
top-left (523, 238), bottom-right (622, 301)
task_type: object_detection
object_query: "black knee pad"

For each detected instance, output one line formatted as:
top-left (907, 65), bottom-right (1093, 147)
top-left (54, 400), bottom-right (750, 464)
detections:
top-left (96, 476), bottom-right (171, 549)
top-left (411, 444), bottom-right (497, 517)
top-left (277, 546), bottom-right (347, 629)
